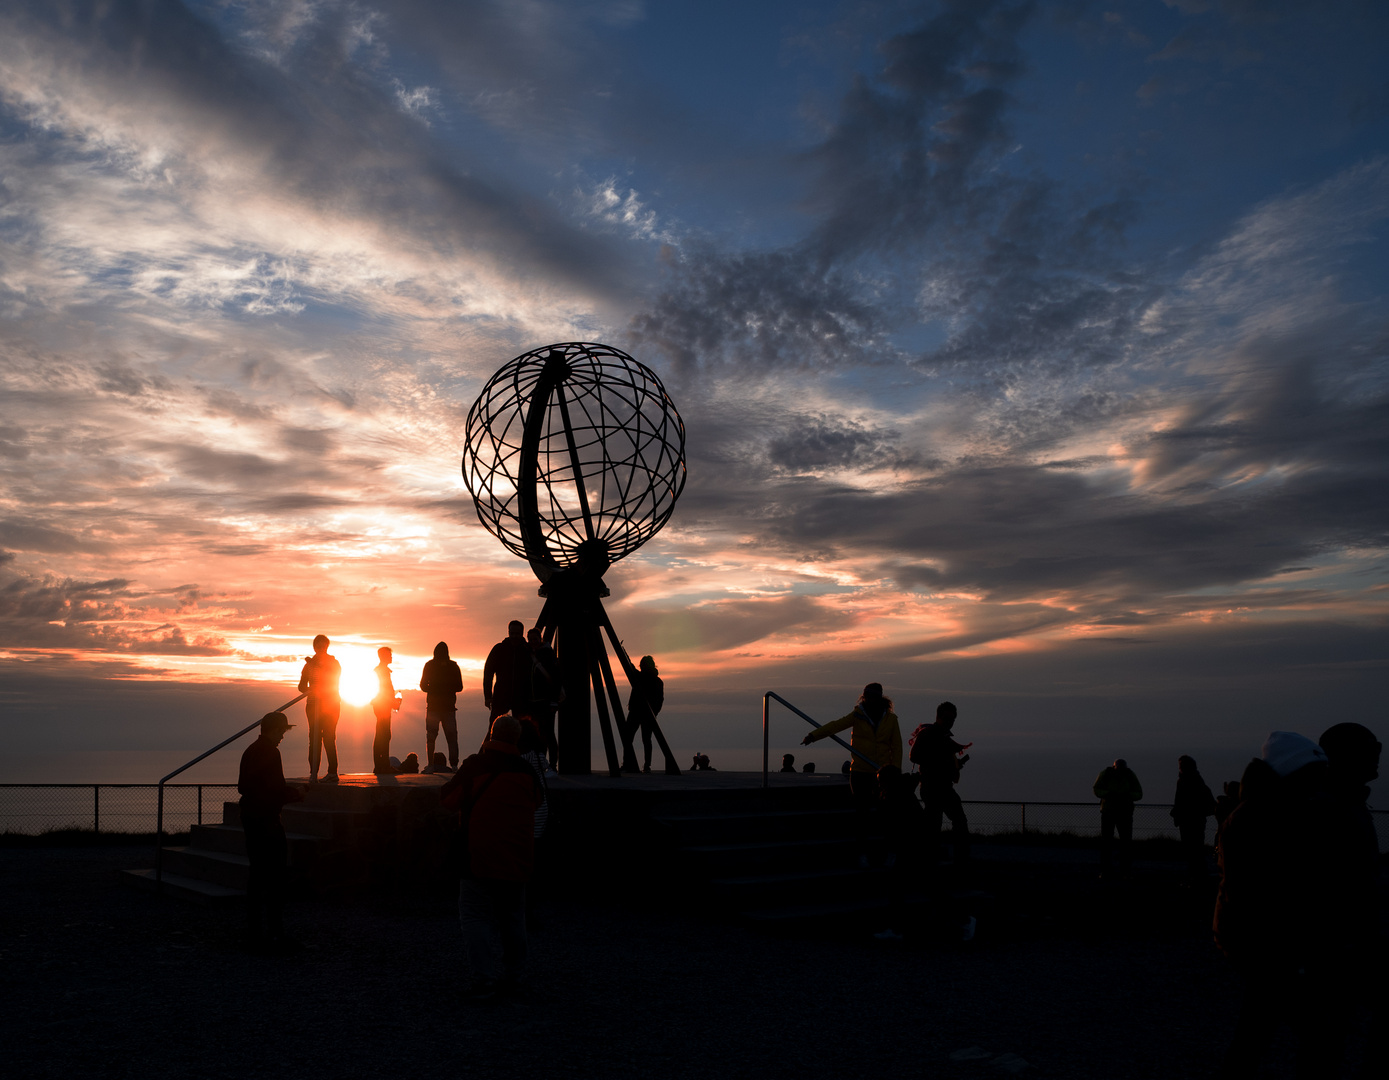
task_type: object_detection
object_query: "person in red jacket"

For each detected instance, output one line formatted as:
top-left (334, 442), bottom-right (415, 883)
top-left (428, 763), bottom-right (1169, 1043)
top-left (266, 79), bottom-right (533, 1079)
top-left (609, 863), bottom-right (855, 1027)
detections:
top-left (440, 714), bottom-right (543, 1001)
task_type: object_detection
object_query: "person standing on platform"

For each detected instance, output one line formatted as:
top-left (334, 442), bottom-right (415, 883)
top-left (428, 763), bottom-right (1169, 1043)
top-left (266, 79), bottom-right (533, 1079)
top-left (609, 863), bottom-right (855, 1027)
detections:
top-left (1170, 755), bottom-right (1216, 882)
top-left (237, 711), bottom-right (303, 951)
top-left (483, 620), bottom-right (534, 723)
top-left (627, 654), bottom-right (664, 774)
top-left (910, 701), bottom-right (973, 865)
top-left (298, 634), bottom-right (342, 783)
top-left (526, 628), bottom-right (560, 770)
top-left (802, 682), bottom-right (902, 868)
top-left (440, 714), bottom-right (544, 1002)
top-left (420, 642), bottom-right (464, 773)
top-left (371, 646), bottom-right (400, 775)
top-left (1093, 758), bottom-right (1143, 878)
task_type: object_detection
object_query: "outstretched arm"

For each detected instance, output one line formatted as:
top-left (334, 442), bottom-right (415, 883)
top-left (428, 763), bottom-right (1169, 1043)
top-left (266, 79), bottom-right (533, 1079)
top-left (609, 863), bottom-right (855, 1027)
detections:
top-left (802, 713), bottom-right (854, 746)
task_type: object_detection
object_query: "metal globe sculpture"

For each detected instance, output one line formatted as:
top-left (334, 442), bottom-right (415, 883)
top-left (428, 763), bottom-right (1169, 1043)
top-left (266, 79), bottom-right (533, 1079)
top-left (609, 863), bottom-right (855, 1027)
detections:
top-left (462, 343), bottom-right (686, 582)
top-left (461, 342), bottom-right (686, 776)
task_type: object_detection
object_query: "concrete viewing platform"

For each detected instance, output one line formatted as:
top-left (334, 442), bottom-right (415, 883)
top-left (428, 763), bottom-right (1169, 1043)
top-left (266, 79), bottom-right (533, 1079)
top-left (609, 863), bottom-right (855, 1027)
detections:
top-left (287, 770), bottom-right (846, 792)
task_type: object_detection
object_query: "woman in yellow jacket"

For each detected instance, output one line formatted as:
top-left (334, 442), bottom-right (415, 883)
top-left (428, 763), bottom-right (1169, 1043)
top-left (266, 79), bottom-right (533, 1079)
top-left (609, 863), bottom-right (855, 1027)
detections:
top-left (802, 682), bottom-right (902, 867)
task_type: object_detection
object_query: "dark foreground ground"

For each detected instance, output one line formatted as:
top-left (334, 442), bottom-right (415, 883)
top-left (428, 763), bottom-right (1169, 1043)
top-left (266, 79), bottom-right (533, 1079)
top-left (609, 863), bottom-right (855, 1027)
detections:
top-left (0, 841), bottom-right (1379, 1080)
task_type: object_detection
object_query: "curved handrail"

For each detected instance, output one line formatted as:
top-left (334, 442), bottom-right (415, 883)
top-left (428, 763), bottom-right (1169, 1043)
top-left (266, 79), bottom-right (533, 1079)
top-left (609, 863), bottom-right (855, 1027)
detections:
top-left (155, 693), bottom-right (305, 891)
top-left (762, 691), bottom-right (879, 789)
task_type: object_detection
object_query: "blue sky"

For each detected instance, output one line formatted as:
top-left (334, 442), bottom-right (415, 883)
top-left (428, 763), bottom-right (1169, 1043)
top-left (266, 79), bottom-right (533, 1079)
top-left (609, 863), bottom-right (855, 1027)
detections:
top-left (0, 0), bottom-right (1385, 791)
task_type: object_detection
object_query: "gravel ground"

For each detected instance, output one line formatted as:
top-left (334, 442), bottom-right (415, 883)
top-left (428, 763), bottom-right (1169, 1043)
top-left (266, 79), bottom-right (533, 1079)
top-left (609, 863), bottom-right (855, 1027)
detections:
top-left (0, 843), bottom-right (1363, 1080)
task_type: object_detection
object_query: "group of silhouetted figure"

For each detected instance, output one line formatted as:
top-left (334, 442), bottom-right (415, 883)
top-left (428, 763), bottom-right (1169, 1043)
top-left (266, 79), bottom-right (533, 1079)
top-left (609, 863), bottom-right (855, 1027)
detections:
top-left (239, 664), bottom-right (1382, 1067)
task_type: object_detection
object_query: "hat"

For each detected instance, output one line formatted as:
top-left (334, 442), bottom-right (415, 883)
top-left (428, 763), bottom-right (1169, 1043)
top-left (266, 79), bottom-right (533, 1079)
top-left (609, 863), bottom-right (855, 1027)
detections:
top-left (260, 711), bottom-right (294, 734)
top-left (1260, 731), bottom-right (1327, 777)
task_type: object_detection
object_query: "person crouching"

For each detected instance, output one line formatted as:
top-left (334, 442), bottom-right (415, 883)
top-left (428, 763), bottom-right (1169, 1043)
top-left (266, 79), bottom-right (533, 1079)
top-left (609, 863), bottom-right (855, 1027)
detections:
top-left (440, 714), bottom-right (544, 1002)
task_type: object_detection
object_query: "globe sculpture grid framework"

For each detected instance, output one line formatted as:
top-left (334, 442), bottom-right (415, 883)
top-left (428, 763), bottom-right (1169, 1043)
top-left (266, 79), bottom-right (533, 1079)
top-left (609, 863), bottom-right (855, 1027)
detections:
top-left (463, 343), bottom-right (686, 578)
top-left (462, 342), bottom-right (686, 776)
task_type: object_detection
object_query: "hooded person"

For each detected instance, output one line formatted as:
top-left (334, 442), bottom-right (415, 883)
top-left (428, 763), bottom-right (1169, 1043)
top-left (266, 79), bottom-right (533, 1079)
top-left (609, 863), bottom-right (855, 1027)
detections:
top-left (439, 714), bottom-right (544, 1002)
top-left (420, 642), bottom-right (464, 772)
top-left (1170, 755), bottom-right (1217, 881)
top-left (1214, 731), bottom-right (1339, 1080)
top-left (802, 683), bottom-right (902, 867)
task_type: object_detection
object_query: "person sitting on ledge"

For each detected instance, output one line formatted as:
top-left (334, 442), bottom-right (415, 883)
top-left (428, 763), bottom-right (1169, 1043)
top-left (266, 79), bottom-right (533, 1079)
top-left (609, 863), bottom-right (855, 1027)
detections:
top-left (780, 753), bottom-right (796, 773)
top-left (691, 752), bottom-right (715, 771)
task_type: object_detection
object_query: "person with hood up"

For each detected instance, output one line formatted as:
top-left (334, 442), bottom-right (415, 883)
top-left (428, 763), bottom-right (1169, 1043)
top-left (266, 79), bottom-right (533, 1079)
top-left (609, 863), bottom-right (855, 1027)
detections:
top-left (1170, 755), bottom-right (1217, 881)
top-left (440, 714), bottom-right (544, 1002)
top-left (420, 641), bottom-right (464, 773)
top-left (803, 683), bottom-right (902, 867)
top-left (1093, 758), bottom-right (1143, 878)
top-left (1214, 731), bottom-right (1336, 1080)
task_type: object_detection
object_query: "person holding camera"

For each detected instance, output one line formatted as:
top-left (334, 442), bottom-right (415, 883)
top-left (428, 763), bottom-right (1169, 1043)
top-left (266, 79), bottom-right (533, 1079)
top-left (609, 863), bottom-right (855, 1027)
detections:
top-left (909, 701), bottom-right (972, 866)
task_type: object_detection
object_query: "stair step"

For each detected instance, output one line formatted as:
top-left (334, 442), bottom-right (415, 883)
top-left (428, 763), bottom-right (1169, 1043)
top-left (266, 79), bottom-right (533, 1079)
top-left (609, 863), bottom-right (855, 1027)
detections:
top-left (189, 824), bottom-right (319, 863)
top-left (708, 865), bottom-right (893, 906)
top-left (653, 808), bottom-right (856, 844)
top-left (680, 836), bottom-right (861, 874)
top-left (118, 868), bottom-right (244, 904)
top-left (161, 846), bottom-right (250, 890)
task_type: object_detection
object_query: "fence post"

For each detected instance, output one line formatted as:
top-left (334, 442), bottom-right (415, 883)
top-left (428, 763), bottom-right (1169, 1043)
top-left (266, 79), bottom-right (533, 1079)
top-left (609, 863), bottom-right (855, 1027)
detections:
top-left (94, 785), bottom-right (100, 835)
top-left (198, 785), bottom-right (203, 826)
top-left (1020, 802), bottom-right (1026, 834)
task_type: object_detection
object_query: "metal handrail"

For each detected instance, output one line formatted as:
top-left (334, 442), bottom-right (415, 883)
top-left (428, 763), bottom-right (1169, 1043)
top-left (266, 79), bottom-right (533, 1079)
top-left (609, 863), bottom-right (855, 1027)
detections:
top-left (762, 691), bottom-right (880, 789)
top-left (155, 693), bottom-right (304, 891)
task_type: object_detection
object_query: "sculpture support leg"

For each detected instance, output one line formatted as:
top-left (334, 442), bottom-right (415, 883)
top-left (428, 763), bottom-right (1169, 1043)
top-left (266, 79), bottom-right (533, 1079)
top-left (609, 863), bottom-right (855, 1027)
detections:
top-left (595, 602), bottom-right (681, 775)
top-left (594, 637), bottom-right (638, 771)
top-left (555, 622), bottom-right (591, 775)
top-left (586, 629), bottom-right (622, 778)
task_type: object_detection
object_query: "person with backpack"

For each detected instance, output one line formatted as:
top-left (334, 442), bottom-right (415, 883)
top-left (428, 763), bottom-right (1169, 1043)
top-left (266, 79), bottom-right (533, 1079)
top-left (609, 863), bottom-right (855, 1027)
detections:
top-left (483, 621), bottom-right (534, 723)
top-left (1093, 758), bottom-right (1144, 879)
top-left (909, 701), bottom-right (972, 866)
top-left (802, 683), bottom-right (902, 867)
top-left (440, 714), bottom-right (544, 1002)
top-left (1170, 755), bottom-right (1217, 881)
top-left (420, 641), bottom-right (464, 773)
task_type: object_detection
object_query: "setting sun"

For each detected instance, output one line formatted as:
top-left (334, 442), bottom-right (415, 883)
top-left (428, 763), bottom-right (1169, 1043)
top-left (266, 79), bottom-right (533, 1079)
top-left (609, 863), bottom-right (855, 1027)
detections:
top-left (332, 644), bottom-right (389, 707)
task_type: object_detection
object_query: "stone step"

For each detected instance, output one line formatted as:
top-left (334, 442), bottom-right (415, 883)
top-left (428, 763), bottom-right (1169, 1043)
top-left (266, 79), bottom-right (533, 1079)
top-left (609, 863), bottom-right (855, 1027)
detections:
top-left (221, 802), bottom-right (368, 840)
top-left (647, 785), bottom-right (851, 817)
top-left (118, 868), bottom-right (244, 904)
top-left (652, 808), bottom-right (856, 846)
top-left (189, 824), bottom-right (320, 864)
top-left (161, 845), bottom-right (250, 890)
top-left (680, 836), bottom-right (861, 875)
top-left (707, 865), bottom-right (892, 908)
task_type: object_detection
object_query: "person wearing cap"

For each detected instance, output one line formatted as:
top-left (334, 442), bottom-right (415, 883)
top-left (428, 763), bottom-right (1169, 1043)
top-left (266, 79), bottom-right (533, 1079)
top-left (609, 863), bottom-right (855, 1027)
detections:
top-left (237, 711), bottom-right (304, 950)
top-left (1093, 758), bottom-right (1143, 878)
top-left (298, 634), bottom-right (342, 783)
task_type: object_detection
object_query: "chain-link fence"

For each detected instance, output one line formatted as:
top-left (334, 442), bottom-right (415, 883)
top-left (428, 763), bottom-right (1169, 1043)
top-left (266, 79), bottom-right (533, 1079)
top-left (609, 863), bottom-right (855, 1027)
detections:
top-left (0, 784), bottom-right (239, 836)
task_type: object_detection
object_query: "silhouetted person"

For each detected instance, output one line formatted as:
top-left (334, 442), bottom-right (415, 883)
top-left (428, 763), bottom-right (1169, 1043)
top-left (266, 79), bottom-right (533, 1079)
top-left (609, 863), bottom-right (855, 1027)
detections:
top-left (691, 752), bottom-right (715, 771)
top-left (1214, 780), bottom-right (1241, 831)
top-left (627, 655), bottom-right (664, 774)
top-left (841, 759), bottom-right (850, 775)
top-left (420, 641), bottom-right (463, 772)
top-left (371, 646), bottom-right (399, 775)
top-left (1170, 755), bottom-right (1216, 881)
top-left (909, 701), bottom-right (972, 865)
top-left (440, 714), bottom-right (544, 1002)
top-left (298, 635), bottom-right (341, 783)
top-left (1214, 732), bottom-right (1334, 1079)
top-left (484, 621), bottom-right (533, 722)
top-left (1317, 722), bottom-right (1383, 1080)
top-left (1093, 758), bottom-right (1142, 878)
top-left (780, 754), bottom-right (796, 773)
top-left (526, 628), bottom-right (560, 768)
top-left (804, 683), bottom-right (902, 868)
top-left (802, 762), bottom-right (815, 773)
top-left (237, 711), bottom-right (303, 950)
